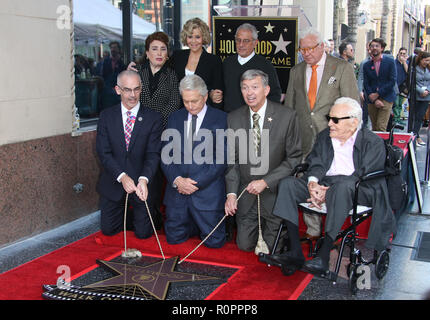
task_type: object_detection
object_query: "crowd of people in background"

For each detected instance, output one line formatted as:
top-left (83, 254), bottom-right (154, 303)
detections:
top-left (91, 17), bottom-right (426, 277)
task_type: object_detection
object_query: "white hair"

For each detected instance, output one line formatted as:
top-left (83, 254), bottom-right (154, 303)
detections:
top-left (298, 27), bottom-right (323, 44)
top-left (332, 97), bottom-right (363, 129)
top-left (179, 74), bottom-right (208, 96)
top-left (235, 23), bottom-right (258, 40)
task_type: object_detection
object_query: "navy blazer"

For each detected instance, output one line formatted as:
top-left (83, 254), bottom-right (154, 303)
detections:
top-left (96, 104), bottom-right (163, 202)
top-left (161, 105), bottom-right (227, 211)
top-left (363, 55), bottom-right (397, 103)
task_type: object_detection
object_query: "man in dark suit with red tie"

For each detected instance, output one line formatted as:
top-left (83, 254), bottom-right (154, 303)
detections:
top-left (96, 70), bottom-right (163, 238)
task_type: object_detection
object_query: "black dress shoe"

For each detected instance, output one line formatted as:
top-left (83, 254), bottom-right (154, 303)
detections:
top-left (303, 256), bottom-right (329, 275)
top-left (259, 252), bottom-right (305, 269)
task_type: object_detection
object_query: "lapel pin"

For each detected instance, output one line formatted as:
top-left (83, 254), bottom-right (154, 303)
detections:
top-left (138, 117), bottom-right (143, 122)
top-left (267, 117), bottom-right (273, 122)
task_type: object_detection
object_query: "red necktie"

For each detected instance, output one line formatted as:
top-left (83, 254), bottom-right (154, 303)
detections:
top-left (124, 111), bottom-right (135, 150)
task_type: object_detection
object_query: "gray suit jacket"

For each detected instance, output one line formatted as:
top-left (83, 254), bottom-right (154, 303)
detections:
top-left (225, 100), bottom-right (302, 215)
top-left (284, 54), bottom-right (360, 157)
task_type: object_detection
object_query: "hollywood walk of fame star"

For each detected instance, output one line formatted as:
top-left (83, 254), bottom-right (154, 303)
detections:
top-left (264, 22), bottom-right (275, 33)
top-left (270, 33), bottom-right (292, 55)
top-left (83, 256), bottom-right (220, 300)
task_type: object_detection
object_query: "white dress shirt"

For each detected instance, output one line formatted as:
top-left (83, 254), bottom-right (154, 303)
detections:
top-left (238, 51), bottom-right (255, 65)
top-left (186, 104), bottom-right (208, 135)
top-left (226, 100), bottom-right (268, 198)
top-left (249, 99), bottom-right (267, 129)
top-left (173, 104), bottom-right (208, 187)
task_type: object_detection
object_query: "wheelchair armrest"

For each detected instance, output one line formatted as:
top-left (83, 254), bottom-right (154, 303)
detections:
top-left (359, 170), bottom-right (389, 182)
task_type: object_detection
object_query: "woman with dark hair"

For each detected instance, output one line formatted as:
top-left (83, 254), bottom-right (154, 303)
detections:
top-left (128, 31), bottom-right (181, 127)
top-left (413, 51), bottom-right (430, 145)
top-left (127, 31), bottom-right (181, 229)
top-left (170, 17), bottom-right (224, 109)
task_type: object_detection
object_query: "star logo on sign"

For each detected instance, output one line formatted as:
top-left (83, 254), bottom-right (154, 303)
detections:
top-left (83, 256), bottom-right (219, 300)
top-left (264, 22), bottom-right (275, 33)
top-left (270, 33), bottom-right (292, 55)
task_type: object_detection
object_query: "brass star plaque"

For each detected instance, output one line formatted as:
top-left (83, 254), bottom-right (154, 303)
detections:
top-left (83, 256), bottom-right (220, 300)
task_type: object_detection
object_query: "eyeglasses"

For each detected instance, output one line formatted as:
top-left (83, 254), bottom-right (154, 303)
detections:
top-left (299, 43), bottom-right (321, 54)
top-left (235, 38), bottom-right (253, 45)
top-left (118, 86), bottom-right (142, 95)
top-left (326, 115), bottom-right (353, 123)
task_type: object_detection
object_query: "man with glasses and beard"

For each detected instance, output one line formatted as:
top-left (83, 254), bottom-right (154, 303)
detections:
top-left (362, 38), bottom-right (397, 132)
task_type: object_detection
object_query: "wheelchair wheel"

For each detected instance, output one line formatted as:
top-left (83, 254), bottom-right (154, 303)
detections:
top-left (375, 250), bottom-right (390, 280)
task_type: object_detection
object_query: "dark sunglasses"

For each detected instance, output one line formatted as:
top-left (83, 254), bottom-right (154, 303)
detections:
top-left (326, 115), bottom-right (353, 123)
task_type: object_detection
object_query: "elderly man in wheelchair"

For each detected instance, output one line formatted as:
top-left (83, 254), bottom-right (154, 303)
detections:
top-left (261, 97), bottom-right (396, 279)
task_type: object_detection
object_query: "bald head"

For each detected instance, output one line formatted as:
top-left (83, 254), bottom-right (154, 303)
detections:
top-left (115, 70), bottom-right (142, 110)
top-left (117, 70), bottom-right (141, 87)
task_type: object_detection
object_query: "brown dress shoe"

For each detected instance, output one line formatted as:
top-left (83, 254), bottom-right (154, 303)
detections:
top-left (304, 233), bottom-right (321, 241)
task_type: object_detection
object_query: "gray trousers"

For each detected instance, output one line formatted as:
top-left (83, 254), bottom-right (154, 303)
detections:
top-left (273, 175), bottom-right (372, 242)
top-left (235, 197), bottom-right (285, 254)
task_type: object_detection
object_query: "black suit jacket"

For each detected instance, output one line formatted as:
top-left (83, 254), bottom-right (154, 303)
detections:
top-left (170, 49), bottom-right (224, 108)
top-left (96, 104), bottom-right (163, 202)
top-left (304, 127), bottom-right (396, 250)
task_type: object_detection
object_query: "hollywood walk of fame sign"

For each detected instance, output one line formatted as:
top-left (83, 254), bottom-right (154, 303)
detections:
top-left (42, 256), bottom-right (228, 300)
top-left (212, 17), bottom-right (298, 93)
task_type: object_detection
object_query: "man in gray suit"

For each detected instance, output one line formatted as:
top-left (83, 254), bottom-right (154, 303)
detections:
top-left (284, 27), bottom-right (360, 239)
top-left (224, 69), bottom-right (302, 253)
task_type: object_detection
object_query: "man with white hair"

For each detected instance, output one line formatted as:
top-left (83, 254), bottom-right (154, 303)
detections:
top-left (263, 97), bottom-right (395, 276)
top-left (284, 27), bottom-right (360, 240)
top-left (161, 74), bottom-right (228, 248)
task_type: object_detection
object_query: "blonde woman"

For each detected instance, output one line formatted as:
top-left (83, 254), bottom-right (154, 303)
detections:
top-left (170, 17), bottom-right (224, 109)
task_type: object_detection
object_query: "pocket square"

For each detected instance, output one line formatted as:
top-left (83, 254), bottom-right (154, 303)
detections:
top-left (328, 76), bottom-right (337, 85)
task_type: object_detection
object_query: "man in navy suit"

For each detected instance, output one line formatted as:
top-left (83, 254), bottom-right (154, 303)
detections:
top-left (363, 38), bottom-right (397, 132)
top-left (161, 74), bottom-right (227, 248)
top-left (96, 70), bottom-right (163, 238)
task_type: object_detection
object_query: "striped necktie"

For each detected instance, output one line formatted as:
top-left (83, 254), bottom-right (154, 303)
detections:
top-left (124, 111), bottom-right (135, 150)
top-left (252, 113), bottom-right (261, 155)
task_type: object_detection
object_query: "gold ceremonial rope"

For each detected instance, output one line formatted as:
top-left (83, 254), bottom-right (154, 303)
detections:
top-left (177, 187), bottom-right (267, 264)
top-left (121, 193), bottom-right (165, 259)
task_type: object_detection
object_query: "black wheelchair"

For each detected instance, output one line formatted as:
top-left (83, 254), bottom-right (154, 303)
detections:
top-left (259, 123), bottom-right (406, 295)
top-left (259, 163), bottom-right (393, 294)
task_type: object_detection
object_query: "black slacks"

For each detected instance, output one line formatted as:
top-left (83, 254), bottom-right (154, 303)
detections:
top-left (99, 193), bottom-right (153, 239)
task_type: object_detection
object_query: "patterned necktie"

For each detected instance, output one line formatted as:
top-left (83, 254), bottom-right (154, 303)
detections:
top-left (252, 113), bottom-right (261, 155)
top-left (124, 111), bottom-right (135, 151)
top-left (308, 64), bottom-right (318, 110)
